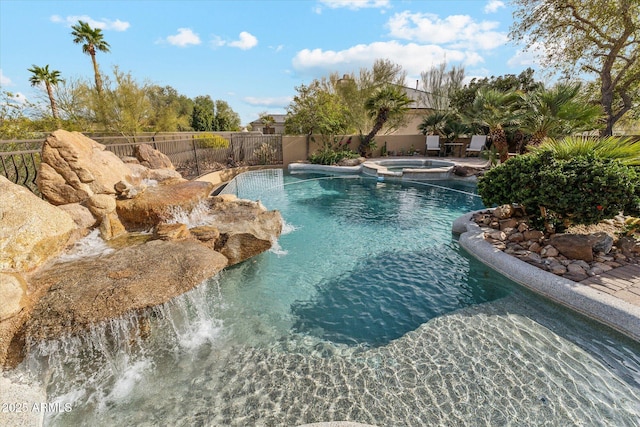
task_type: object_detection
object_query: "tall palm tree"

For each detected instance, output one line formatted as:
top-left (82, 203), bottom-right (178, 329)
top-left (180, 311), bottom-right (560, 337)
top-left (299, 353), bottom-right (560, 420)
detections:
top-left (71, 20), bottom-right (110, 95)
top-left (520, 82), bottom-right (603, 147)
top-left (28, 64), bottom-right (63, 121)
top-left (359, 85), bottom-right (412, 155)
top-left (464, 88), bottom-right (521, 163)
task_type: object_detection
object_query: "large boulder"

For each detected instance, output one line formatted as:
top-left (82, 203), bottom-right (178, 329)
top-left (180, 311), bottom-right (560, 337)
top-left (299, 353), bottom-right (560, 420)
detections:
top-left (24, 239), bottom-right (228, 341)
top-left (37, 130), bottom-right (132, 205)
top-left (549, 234), bottom-right (595, 262)
top-left (125, 163), bottom-right (184, 184)
top-left (135, 143), bottom-right (175, 170)
top-left (116, 181), bottom-right (215, 230)
top-left (206, 196), bottom-right (283, 265)
top-left (0, 176), bottom-right (75, 272)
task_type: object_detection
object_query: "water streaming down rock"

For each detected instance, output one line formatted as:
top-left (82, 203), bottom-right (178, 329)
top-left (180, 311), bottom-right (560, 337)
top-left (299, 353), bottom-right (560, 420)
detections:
top-left (23, 278), bottom-right (225, 421)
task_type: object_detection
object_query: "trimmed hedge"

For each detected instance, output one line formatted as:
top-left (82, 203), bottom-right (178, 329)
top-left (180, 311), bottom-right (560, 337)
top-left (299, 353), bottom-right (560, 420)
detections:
top-left (478, 151), bottom-right (640, 228)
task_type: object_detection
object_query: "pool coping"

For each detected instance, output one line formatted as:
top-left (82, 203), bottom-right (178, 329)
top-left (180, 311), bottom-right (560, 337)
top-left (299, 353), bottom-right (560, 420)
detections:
top-left (453, 210), bottom-right (640, 342)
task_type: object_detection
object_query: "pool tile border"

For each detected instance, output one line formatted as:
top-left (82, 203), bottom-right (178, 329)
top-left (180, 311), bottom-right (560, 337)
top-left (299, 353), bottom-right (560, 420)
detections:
top-left (453, 211), bottom-right (640, 342)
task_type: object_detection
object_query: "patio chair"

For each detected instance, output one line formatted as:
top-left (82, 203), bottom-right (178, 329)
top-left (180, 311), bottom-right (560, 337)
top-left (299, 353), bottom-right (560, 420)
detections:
top-left (425, 135), bottom-right (442, 156)
top-left (465, 135), bottom-right (487, 156)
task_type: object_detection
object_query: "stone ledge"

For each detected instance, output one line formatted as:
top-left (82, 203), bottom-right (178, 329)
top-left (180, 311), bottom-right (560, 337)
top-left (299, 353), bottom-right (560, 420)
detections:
top-left (454, 210), bottom-right (640, 342)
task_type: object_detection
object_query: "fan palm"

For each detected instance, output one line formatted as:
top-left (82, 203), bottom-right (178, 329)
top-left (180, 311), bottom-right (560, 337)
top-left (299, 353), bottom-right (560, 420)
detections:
top-left (418, 111), bottom-right (448, 136)
top-left (521, 82), bottom-right (603, 147)
top-left (28, 64), bottom-right (63, 121)
top-left (360, 85), bottom-right (412, 155)
top-left (530, 136), bottom-right (640, 166)
top-left (71, 20), bottom-right (110, 95)
top-left (464, 88), bottom-right (521, 163)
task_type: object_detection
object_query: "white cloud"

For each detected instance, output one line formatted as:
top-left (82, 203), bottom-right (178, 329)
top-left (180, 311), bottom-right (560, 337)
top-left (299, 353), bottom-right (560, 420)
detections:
top-left (243, 96), bottom-right (292, 108)
top-left (0, 69), bottom-right (12, 86)
top-left (50, 14), bottom-right (130, 31)
top-left (228, 32), bottom-right (258, 50)
top-left (209, 35), bottom-right (226, 48)
top-left (211, 32), bottom-right (258, 50)
top-left (166, 28), bottom-right (201, 47)
top-left (484, 0), bottom-right (505, 14)
top-left (292, 40), bottom-right (482, 80)
top-left (317, 0), bottom-right (390, 10)
top-left (386, 11), bottom-right (508, 50)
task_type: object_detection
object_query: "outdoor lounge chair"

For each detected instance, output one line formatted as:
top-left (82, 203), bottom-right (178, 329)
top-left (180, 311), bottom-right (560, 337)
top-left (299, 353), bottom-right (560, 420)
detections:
top-left (425, 135), bottom-right (442, 156)
top-left (465, 135), bottom-right (487, 156)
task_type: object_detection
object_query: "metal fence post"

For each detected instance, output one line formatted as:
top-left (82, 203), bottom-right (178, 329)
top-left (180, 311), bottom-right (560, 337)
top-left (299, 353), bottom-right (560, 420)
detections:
top-left (192, 136), bottom-right (201, 176)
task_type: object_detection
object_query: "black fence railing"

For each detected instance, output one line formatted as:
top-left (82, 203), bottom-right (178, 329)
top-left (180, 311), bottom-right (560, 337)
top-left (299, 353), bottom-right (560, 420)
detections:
top-left (0, 133), bottom-right (283, 196)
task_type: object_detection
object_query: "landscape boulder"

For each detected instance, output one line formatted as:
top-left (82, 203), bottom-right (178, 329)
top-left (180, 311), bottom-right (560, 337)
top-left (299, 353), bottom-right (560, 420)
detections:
top-left (24, 239), bottom-right (228, 341)
top-left (206, 197), bottom-right (283, 265)
top-left (116, 180), bottom-right (215, 230)
top-left (135, 143), bottom-right (175, 170)
top-left (37, 130), bottom-right (131, 205)
top-left (0, 176), bottom-right (75, 272)
top-left (549, 234), bottom-right (595, 262)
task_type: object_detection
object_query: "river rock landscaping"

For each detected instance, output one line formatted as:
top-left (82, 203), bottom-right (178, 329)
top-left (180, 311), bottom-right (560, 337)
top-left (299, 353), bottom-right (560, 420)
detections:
top-left (473, 205), bottom-right (640, 282)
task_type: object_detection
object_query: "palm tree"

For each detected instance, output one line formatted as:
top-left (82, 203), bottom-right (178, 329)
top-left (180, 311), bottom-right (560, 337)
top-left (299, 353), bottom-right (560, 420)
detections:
top-left (71, 20), bottom-right (110, 95)
top-left (520, 82), bottom-right (603, 147)
top-left (359, 85), bottom-right (412, 155)
top-left (464, 88), bottom-right (521, 163)
top-left (259, 113), bottom-right (276, 134)
top-left (530, 136), bottom-right (640, 166)
top-left (28, 64), bottom-right (63, 121)
top-left (418, 111), bottom-right (448, 136)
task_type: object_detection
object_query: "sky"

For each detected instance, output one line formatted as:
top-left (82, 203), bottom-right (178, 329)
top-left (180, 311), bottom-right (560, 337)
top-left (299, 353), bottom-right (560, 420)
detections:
top-left (0, 0), bottom-right (543, 127)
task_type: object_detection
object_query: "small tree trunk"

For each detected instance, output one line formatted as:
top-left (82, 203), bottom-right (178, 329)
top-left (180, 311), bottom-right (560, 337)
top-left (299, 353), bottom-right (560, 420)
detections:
top-left (45, 82), bottom-right (59, 122)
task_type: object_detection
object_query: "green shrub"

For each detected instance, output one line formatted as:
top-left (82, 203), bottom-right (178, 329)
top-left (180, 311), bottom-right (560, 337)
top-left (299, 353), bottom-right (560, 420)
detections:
top-left (478, 151), bottom-right (640, 228)
top-left (194, 133), bottom-right (229, 149)
top-left (309, 148), bottom-right (358, 165)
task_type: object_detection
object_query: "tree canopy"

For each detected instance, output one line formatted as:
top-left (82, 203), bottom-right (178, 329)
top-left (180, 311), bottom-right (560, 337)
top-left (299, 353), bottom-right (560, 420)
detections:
top-left (190, 96), bottom-right (241, 132)
top-left (28, 64), bottom-right (63, 121)
top-left (510, 0), bottom-right (640, 135)
top-left (71, 20), bottom-right (111, 95)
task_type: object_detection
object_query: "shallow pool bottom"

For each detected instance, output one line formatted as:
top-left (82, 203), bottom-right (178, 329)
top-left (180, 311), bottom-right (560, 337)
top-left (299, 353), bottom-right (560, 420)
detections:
top-left (13, 170), bottom-right (640, 427)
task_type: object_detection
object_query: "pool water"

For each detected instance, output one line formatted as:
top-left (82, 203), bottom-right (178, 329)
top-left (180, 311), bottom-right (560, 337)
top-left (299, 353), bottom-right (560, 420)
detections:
top-left (15, 170), bottom-right (640, 426)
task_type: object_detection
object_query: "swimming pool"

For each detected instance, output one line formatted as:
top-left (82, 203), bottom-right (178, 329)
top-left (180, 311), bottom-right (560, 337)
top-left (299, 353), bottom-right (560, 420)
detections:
top-left (18, 169), bottom-right (640, 426)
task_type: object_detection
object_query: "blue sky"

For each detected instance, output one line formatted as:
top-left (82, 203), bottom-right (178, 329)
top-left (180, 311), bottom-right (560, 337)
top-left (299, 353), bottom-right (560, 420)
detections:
top-left (0, 0), bottom-right (542, 126)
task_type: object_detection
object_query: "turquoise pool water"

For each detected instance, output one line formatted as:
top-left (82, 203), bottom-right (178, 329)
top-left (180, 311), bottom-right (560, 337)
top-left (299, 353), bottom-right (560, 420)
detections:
top-left (16, 169), bottom-right (640, 426)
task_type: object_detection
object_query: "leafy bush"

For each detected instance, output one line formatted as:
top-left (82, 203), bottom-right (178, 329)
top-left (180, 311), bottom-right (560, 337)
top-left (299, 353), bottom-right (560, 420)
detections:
top-left (478, 151), bottom-right (640, 228)
top-left (308, 136), bottom-right (359, 165)
top-left (194, 133), bottom-right (229, 149)
top-left (308, 148), bottom-right (358, 165)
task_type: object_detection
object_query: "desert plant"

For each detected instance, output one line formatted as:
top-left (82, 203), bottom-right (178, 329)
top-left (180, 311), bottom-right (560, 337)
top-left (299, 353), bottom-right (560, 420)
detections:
top-left (254, 143), bottom-right (277, 165)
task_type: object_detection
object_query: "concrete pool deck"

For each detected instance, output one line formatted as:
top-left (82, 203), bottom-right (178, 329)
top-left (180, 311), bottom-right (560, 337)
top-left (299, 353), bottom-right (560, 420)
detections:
top-left (453, 212), bottom-right (640, 342)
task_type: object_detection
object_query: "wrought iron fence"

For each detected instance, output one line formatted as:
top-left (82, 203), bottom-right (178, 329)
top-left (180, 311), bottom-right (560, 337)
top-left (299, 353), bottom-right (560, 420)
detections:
top-left (0, 133), bottom-right (283, 195)
top-left (0, 140), bottom-right (42, 195)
